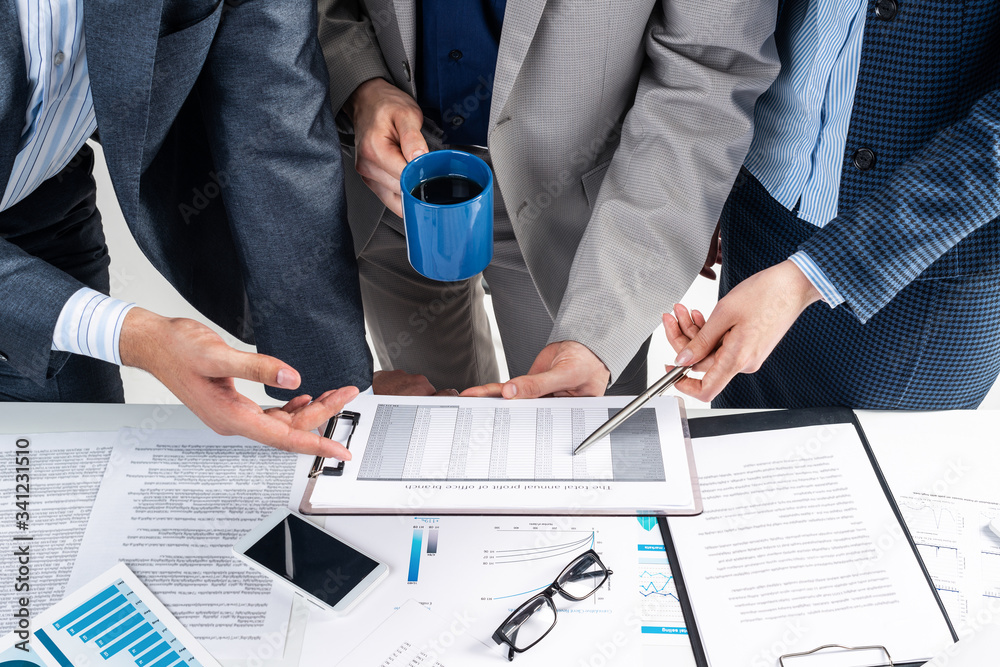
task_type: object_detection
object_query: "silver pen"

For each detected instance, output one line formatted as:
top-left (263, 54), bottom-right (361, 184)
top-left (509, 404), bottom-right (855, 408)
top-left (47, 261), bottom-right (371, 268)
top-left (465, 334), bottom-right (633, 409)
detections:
top-left (573, 366), bottom-right (692, 455)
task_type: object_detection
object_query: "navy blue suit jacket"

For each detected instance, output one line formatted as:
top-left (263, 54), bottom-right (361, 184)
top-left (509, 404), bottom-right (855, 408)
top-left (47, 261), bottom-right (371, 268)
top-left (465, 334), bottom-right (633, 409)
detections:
top-left (0, 0), bottom-right (373, 397)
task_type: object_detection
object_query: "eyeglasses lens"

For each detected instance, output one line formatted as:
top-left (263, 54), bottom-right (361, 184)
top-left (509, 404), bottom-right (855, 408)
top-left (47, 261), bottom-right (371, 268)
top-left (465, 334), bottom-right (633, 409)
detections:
top-left (501, 596), bottom-right (556, 650)
top-left (557, 553), bottom-right (608, 600)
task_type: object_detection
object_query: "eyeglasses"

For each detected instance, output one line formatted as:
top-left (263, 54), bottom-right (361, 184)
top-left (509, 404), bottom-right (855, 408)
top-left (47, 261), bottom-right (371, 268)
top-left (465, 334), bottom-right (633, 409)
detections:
top-left (491, 549), bottom-right (613, 661)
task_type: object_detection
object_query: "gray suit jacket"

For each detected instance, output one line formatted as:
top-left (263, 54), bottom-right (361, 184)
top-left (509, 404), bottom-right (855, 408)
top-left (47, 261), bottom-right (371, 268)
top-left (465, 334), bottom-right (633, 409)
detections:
top-left (318, 0), bottom-right (779, 380)
top-left (0, 0), bottom-right (373, 396)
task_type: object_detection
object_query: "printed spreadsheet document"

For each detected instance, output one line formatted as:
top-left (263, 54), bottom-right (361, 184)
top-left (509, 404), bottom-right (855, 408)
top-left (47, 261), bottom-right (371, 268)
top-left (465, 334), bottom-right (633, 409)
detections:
top-left (302, 395), bottom-right (700, 515)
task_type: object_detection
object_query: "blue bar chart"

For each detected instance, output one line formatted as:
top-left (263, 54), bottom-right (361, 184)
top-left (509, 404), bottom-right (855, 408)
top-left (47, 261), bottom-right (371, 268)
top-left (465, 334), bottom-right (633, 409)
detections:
top-left (33, 577), bottom-right (206, 667)
top-left (407, 520), bottom-right (442, 583)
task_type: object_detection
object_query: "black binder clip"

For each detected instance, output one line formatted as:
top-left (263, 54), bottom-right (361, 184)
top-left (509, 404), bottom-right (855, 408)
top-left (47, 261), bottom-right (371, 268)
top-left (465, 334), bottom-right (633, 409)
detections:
top-left (779, 644), bottom-right (893, 666)
top-left (309, 411), bottom-right (361, 478)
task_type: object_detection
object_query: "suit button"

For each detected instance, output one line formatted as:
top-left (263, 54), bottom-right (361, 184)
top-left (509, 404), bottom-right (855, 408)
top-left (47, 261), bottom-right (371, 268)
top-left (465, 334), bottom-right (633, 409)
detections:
top-left (449, 49), bottom-right (463, 61)
top-left (451, 116), bottom-right (465, 127)
top-left (875, 0), bottom-right (898, 20)
top-left (853, 147), bottom-right (876, 171)
top-left (402, 60), bottom-right (412, 81)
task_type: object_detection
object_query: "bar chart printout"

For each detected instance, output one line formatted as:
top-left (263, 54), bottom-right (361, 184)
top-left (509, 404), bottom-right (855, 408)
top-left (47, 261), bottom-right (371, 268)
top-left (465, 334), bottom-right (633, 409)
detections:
top-left (30, 563), bottom-right (219, 667)
top-left (357, 404), bottom-right (667, 482)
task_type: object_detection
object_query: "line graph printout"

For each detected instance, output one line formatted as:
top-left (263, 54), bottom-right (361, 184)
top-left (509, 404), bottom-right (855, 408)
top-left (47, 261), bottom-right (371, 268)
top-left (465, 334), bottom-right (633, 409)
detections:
top-left (898, 492), bottom-right (1000, 630)
top-left (357, 404), bottom-right (665, 482)
top-left (304, 395), bottom-right (699, 515)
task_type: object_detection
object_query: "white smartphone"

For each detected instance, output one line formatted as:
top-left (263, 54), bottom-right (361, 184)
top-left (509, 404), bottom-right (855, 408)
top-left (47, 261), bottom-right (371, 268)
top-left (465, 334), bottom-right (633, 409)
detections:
top-left (232, 508), bottom-right (388, 615)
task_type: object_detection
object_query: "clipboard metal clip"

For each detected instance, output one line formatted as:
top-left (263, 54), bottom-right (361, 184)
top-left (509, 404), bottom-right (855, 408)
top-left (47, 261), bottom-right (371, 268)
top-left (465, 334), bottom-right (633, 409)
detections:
top-left (309, 410), bottom-right (361, 478)
top-left (779, 644), bottom-right (893, 667)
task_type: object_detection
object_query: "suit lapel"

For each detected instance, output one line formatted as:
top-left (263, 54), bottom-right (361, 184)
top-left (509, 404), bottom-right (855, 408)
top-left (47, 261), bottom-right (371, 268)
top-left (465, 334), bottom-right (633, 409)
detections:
top-left (82, 0), bottom-right (163, 214)
top-left (0, 0), bottom-right (27, 191)
top-left (490, 0), bottom-right (547, 130)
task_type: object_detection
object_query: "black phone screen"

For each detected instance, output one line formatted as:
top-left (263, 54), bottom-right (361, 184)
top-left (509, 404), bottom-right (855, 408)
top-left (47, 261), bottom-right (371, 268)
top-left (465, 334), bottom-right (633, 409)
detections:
top-left (243, 514), bottom-right (380, 606)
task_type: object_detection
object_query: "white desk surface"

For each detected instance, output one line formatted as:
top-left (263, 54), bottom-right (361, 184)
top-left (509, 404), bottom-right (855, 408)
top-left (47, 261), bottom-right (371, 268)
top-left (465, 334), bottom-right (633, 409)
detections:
top-left (2, 403), bottom-right (997, 667)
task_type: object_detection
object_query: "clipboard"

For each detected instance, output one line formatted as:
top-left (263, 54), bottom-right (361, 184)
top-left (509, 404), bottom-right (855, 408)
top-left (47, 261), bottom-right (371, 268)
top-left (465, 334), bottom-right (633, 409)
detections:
top-left (298, 395), bottom-right (703, 516)
top-left (299, 410), bottom-right (360, 514)
top-left (657, 407), bottom-right (958, 667)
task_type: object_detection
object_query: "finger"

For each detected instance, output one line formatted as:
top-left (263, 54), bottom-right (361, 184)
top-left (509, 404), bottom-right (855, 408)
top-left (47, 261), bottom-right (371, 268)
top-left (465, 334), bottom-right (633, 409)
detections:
top-left (674, 312), bottom-right (733, 368)
top-left (375, 120), bottom-right (417, 182)
top-left (398, 116), bottom-right (429, 163)
top-left (692, 309), bottom-right (707, 328)
top-left (502, 367), bottom-right (578, 399)
top-left (204, 391), bottom-right (352, 459)
top-left (673, 304), bottom-right (702, 341)
top-left (460, 383), bottom-right (505, 397)
top-left (208, 347), bottom-right (300, 390)
top-left (262, 422), bottom-right (353, 459)
top-left (662, 313), bottom-right (691, 353)
top-left (672, 375), bottom-right (705, 398)
top-left (360, 174), bottom-right (402, 208)
top-left (288, 386), bottom-right (360, 431)
top-left (689, 345), bottom-right (745, 402)
top-left (279, 395), bottom-right (312, 413)
top-left (359, 156), bottom-right (404, 193)
top-left (667, 354), bottom-right (716, 375)
top-left (434, 388), bottom-right (460, 397)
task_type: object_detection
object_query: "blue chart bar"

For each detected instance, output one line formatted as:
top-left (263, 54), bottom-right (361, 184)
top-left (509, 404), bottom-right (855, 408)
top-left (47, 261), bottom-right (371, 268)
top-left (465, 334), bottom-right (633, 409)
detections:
top-left (80, 604), bottom-right (137, 642)
top-left (408, 528), bottom-right (424, 582)
top-left (53, 585), bottom-right (119, 630)
top-left (35, 629), bottom-right (74, 667)
top-left (427, 528), bottom-right (439, 555)
top-left (95, 612), bottom-right (143, 647)
top-left (149, 650), bottom-right (180, 667)
top-left (68, 595), bottom-right (127, 636)
top-left (135, 641), bottom-right (170, 666)
top-left (102, 622), bottom-right (154, 659)
top-left (641, 626), bottom-right (687, 636)
top-left (129, 632), bottom-right (163, 657)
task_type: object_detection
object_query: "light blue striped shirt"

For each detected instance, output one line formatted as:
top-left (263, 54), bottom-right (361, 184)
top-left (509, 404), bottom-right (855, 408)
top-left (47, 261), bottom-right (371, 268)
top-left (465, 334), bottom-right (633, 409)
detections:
top-left (51, 288), bottom-right (135, 365)
top-left (2, 0), bottom-right (96, 211)
top-left (743, 0), bottom-right (868, 307)
top-left (6, 0), bottom-right (135, 365)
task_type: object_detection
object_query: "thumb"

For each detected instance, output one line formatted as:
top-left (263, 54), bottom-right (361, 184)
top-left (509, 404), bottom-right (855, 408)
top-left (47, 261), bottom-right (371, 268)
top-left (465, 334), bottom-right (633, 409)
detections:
top-left (502, 367), bottom-right (575, 400)
top-left (397, 115), bottom-right (428, 162)
top-left (674, 315), bottom-right (729, 367)
top-left (216, 349), bottom-right (301, 390)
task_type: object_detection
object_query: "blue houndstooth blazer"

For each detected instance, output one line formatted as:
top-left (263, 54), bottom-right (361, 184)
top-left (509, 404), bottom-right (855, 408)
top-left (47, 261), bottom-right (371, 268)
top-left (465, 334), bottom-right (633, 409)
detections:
top-left (716, 0), bottom-right (1000, 409)
top-left (794, 0), bottom-right (1000, 322)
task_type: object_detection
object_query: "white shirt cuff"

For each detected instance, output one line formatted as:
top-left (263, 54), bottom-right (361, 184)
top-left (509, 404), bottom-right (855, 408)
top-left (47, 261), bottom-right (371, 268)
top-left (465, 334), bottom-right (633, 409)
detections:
top-left (788, 251), bottom-right (846, 308)
top-left (51, 287), bottom-right (136, 365)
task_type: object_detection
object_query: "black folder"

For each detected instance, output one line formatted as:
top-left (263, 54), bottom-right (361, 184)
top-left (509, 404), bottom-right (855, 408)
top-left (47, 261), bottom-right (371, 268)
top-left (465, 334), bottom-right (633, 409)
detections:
top-left (657, 407), bottom-right (957, 667)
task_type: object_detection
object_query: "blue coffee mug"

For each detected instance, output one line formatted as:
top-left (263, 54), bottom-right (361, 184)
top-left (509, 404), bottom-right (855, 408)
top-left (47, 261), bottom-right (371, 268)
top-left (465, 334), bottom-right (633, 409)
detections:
top-left (401, 150), bottom-right (494, 282)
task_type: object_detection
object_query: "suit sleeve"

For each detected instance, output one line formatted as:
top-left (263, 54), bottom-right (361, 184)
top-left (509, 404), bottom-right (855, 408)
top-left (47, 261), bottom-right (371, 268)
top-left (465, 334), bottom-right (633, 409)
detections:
top-left (0, 240), bottom-right (80, 382)
top-left (316, 0), bottom-right (393, 115)
top-left (796, 89), bottom-right (1000, 323)
top-left (547, 0), bottom-right (781, 382)
top-left (194, 0), bottom-right (373, 399)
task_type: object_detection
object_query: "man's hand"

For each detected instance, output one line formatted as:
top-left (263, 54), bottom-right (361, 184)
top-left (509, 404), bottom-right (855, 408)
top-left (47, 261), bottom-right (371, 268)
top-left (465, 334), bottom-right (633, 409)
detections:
top-left (664, 259), bottom-right (822, 402)
top-left (373, 369), bottom-right (459, 396)
top-left (345, 78), bottom-right (428, 216)
top-left (461, 341), bottom-right (610, 399)
top-left (119, 308), bottom-right (357, 459)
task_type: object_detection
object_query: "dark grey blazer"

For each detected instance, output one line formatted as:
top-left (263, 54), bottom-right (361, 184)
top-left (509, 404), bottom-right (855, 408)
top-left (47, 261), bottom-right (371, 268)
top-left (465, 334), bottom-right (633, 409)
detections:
top-left (0, 0), bottom-right (373, 397)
